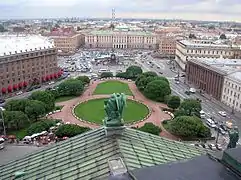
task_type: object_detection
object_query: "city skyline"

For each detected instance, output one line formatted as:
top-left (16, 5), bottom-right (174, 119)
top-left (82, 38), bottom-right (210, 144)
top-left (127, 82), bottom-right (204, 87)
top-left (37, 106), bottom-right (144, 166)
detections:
top-left (1, 0), bottom-right (241, 22)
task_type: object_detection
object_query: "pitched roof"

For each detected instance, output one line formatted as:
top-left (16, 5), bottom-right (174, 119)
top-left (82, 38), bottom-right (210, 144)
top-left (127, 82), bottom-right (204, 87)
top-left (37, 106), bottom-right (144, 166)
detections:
top-left (0, 127), bottom-right (207, 180)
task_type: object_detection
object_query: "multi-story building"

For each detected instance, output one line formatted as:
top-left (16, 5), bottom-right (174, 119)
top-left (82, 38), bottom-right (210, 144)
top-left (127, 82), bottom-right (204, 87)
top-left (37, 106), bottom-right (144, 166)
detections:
top-left (0, 35), bottom-right (60, 95)
top-left (158, 34), bottom-right (185, 59)
top-left (221, 71), bottom-right (241, 113)
top-left (186, 58), bottom-right (241, 111)
top-left (48, 27), bottom-right (84, 55)
top-left (186, 58), bottom-right (226, 100)
top-left (175, 39), bottom-right (241, 70)
top-left (84, 30), bottom-right (158, 49)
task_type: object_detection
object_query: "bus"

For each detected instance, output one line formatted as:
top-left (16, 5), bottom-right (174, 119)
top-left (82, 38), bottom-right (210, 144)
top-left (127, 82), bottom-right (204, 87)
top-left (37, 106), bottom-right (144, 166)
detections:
top-left (206, 118), bottom-right (216, 128)
top-left (0, 138), bottom-right (5, 150)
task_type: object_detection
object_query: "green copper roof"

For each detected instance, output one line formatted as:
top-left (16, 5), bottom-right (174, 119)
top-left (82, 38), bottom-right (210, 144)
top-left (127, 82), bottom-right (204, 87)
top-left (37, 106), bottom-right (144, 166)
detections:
top-left (89, 30), bottom-right (155, 36)
top-left (0, 127), bottom-right (207, 180)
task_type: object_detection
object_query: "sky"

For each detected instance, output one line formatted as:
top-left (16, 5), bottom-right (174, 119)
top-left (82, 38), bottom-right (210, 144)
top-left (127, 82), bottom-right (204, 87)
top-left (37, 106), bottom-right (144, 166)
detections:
top-left (0, 0), bottom-right (241, 22)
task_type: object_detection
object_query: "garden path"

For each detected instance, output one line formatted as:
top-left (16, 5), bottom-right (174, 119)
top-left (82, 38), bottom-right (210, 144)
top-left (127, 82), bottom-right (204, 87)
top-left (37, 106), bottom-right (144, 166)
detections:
top-left (49, 79), bottom-right (177, 140)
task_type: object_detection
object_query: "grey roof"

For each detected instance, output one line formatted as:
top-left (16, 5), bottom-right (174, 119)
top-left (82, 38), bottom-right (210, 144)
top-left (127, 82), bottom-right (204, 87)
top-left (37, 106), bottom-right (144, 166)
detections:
top-left (131, 155), bottom-right (241, 180)
top-left (224, 146), bottom-right (241, 164)
top-left (0, 127), bottom-right (207, 180)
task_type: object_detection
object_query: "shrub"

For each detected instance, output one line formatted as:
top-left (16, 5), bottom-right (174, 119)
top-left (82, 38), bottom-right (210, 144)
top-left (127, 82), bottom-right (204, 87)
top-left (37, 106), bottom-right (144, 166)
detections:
top-left (27, 119), bottom-right (59, 135)
top-left (138, 122), bottom-right (161, 135)
top-left (55, 124), bottom-right (90, 138)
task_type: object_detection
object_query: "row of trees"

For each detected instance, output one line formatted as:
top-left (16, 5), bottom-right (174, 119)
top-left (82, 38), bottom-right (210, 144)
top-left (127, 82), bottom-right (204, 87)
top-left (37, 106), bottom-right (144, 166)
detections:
top-left (3, 76), bottom-right (90, 133)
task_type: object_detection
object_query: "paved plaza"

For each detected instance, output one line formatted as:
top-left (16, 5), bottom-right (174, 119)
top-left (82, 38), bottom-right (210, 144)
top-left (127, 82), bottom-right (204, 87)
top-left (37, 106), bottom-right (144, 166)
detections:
top-left (49, 79), bottom-right (176, 140)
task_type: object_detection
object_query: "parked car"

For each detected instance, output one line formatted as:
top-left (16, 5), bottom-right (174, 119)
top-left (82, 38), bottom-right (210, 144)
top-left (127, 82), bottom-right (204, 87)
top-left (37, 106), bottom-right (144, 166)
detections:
top-left (218, 111), bottom-right (227, 117)
top-left (0, 99), bottom-right (5, 104)
top-left (185, 91), bottom-right (191, 95)
top-left (220, 124), bottom-right (228, 131)
top-left (208, 144), bottom-right (216, 150)
top-left (16, 91), bottom-right (23, 95)
top-left (215, 144), bottom-right (222, 151)
top-left (218, 127), bottom-right (226, 135)
top-left (200, 143), bottom-right (207, 148)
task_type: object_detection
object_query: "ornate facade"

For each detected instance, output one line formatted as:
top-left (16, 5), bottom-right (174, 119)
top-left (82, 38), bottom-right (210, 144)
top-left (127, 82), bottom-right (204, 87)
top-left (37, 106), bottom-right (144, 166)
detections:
top-left (0, 35), bottom-right (60, 95)
top-left (176, 40), bottom-right (241, 70)
top-left (84, 30), bottom-right (158, 49)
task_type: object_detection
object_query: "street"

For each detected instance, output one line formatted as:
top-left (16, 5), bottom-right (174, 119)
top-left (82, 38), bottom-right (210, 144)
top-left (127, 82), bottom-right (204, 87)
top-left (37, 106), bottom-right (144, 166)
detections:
top-left (135, 54), bottom-right (241, 146)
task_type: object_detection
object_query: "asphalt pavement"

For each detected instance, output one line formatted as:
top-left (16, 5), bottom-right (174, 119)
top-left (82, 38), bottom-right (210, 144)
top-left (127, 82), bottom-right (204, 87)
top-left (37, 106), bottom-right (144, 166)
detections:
top-left (135, 54), bottom-right (241, 146)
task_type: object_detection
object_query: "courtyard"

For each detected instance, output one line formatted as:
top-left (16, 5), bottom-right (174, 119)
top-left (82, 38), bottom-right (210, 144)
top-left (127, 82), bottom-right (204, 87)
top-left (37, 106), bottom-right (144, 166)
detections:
top-left (49, 79), bottom-right (174, 139)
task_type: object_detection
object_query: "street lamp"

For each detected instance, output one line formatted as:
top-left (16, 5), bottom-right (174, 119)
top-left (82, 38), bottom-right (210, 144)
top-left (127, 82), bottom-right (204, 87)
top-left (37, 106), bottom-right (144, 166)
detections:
top-left (215, 127), bottom-right (220, 145)
top-left (0, 108), bottom-right (6, 137)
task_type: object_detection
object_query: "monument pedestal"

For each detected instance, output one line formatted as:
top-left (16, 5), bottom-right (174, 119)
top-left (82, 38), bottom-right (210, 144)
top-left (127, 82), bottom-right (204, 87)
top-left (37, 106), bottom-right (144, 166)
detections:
top-left (105, 126), bottom-right (126, 137)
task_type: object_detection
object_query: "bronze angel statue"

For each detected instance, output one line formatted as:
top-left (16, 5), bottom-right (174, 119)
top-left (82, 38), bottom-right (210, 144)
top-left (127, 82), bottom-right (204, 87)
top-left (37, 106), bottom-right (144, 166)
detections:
top-left (227, 127), bottom-right (239, 149)
top-left (103, 93), bottom-right (126, 127)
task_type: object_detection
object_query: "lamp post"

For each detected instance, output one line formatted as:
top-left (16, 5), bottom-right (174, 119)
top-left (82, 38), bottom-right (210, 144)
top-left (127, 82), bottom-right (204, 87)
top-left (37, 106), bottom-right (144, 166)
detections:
top-left (216, 127), bottom-right (220, 145)
top-left (0, 108), bottom-right (6, 137)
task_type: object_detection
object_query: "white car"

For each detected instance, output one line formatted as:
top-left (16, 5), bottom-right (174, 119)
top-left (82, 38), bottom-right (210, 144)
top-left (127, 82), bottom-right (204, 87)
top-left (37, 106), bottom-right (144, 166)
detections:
top-left (218, 111), bottom-right (227, 117)
top-left (16, 91), bottom-right (23, 95)
top-left (208, 144), bottom-right (216, 150)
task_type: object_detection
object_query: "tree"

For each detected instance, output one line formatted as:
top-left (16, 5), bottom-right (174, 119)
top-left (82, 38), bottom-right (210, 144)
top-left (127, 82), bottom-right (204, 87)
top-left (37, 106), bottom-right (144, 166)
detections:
top-left (169, 116), bottom-right (211, 138)
top-left (27, 119), bottom-right (59, 135)
top-left (167, 96), bottom-right (181, 110)
top-left (135, 71), bottom-right (158, 90)
top-left (55, 124), bottom-right (90, 138)
top-left (3, 111), bottom-right (29, 130)
top-left (76, 76), bottom-right (90, 85)
top-left (116, 72), bottom-right (128, 79)
top-left (58, 79), bottom-right (84, 96)
top-left (179, 98), bottom-right (202, 117)
top-left (138, 123), bottom-right (161, 135)
top-left (25, 100), bottom-right (46, 121)
top-left (29, 91), bottom-right (55, 112)
top-left (100, 72), bottom-right (113, 78)
top-left (144, 80), bottom-right (171, 102)
top-left (220, 33), bottom-right (227, 39)
top-left (4, 99), bottom-right (30, 112)
top-left (126, 66), bottom-right (143, 80)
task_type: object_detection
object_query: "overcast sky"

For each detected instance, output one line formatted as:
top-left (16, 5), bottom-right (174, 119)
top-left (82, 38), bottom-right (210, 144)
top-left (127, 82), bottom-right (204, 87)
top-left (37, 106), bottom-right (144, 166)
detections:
top-left (0, 0), bottom-right (241, 21)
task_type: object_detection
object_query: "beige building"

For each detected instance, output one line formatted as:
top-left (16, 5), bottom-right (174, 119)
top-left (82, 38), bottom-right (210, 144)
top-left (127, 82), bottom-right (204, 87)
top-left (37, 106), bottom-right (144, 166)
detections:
top-left (175, 39), bottom-right (241, 70)
top-left (0, 35), bottom-right (59, 95)
top-left (84, 30), bottom-right (158, 49)
top-left (48, 27), bottom-right (84, 55)
top-left (158, 34), bottom-right (185, 59)
top-left (221, 69), bottom-right (241, 113)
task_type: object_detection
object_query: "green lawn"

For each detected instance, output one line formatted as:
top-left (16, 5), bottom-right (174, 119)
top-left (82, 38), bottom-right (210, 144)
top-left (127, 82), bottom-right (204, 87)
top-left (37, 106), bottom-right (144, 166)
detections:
top-left (55, 96), bottom-right (77, 103)
top-left (74, 98), bottom-right (149, 124)
top-left (93, 80), bottom-right (133, 95)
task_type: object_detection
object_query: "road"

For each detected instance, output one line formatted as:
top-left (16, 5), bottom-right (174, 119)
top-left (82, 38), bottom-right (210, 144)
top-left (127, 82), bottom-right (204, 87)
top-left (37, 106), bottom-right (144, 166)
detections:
top-left (135, 54), bottom-right (241, 145)
top-left (6, 80), bottom-right (66, 101)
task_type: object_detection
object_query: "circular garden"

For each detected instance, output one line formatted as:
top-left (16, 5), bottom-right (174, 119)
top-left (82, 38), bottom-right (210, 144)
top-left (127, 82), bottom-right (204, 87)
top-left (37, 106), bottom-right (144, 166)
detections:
top-left (74, 98), bottom-right (149, 124)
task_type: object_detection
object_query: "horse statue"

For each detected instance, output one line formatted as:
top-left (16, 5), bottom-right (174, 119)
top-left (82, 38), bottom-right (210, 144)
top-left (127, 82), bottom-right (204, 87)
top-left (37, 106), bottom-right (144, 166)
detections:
top-left (103, 93), bottom-right (126, 127)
